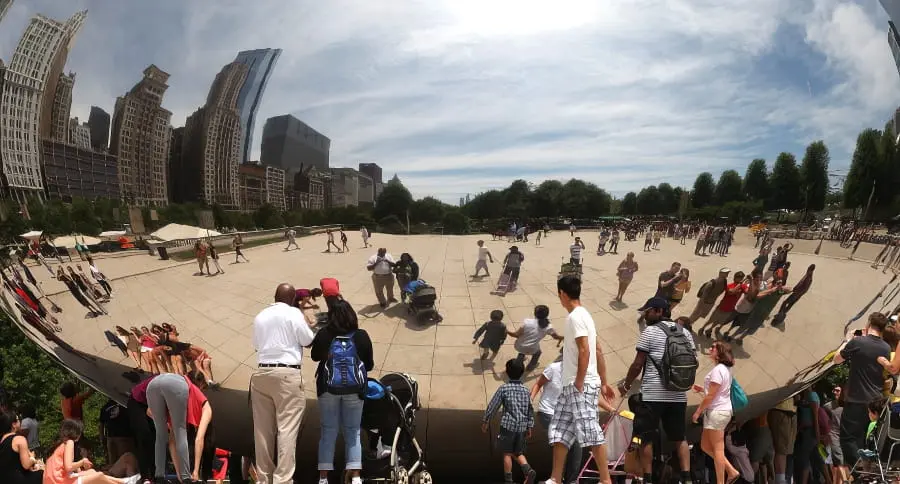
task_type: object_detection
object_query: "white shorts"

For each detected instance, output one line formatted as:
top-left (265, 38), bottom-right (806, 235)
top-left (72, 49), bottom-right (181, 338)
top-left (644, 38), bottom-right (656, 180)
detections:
top-left (703, 409), bottom-right (733, 431)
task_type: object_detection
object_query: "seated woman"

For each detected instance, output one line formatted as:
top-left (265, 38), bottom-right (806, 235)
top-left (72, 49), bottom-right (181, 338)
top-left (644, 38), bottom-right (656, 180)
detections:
top-left (0, 411), bottom-right (41, 484)
top-left (44, 419), bottom-right (138, 484)
top-left (392, 254), bottom-right (419, 302)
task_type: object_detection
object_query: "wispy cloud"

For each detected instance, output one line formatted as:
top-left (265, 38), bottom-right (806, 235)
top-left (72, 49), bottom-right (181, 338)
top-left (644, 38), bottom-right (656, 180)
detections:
top-left (1, 0), bottom-right (897, 202)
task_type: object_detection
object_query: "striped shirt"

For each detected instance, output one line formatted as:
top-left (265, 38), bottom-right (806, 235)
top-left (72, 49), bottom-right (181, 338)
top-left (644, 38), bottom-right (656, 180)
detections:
top-left (636, 321), bottom-right (695, 402)
top-left (570, 244), bottom-right (583, 260)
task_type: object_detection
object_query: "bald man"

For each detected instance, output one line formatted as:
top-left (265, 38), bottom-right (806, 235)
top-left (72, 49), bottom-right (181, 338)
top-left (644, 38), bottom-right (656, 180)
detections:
top-left (250, 283), bottom-right (315, 484)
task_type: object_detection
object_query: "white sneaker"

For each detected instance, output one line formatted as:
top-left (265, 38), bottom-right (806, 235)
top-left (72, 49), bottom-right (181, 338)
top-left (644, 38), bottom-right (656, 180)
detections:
top-left (122, 475), bottom-right (141, 484)
top-left (318, 478), bottom-right (329, 484)
top-left (351, 478), bottom-right (363, 484)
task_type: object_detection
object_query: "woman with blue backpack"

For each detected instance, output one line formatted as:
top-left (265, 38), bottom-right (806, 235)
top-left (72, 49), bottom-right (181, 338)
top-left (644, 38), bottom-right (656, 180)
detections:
top-left (692, 340), bottom-right (741, 484)
top-left (310, 299), bottom-right (375, 484)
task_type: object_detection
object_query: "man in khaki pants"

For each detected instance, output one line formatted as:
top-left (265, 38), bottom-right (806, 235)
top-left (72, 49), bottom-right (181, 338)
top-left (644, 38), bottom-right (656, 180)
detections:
top-left (367, 247), bottom-right (397, 309)
top-left (251, 283), bottom-right (315, 484)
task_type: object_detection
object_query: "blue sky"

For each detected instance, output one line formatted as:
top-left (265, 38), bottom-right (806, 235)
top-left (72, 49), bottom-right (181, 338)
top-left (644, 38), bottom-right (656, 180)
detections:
top-left (1, 0), bottom-right (898, 203)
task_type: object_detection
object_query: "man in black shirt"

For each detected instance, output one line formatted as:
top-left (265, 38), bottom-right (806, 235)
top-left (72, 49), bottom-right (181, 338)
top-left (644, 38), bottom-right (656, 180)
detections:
top-left (655, 262), bottom-right (683, 302)
top-left (832, 312), bottom-right (891, 476)
top-left (99, 398), bottom-right (134, 465)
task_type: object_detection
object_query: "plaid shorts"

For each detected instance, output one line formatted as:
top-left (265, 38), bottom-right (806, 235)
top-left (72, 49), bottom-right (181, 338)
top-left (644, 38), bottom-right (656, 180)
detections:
top-left (548, 383), bottom-right (606, 448)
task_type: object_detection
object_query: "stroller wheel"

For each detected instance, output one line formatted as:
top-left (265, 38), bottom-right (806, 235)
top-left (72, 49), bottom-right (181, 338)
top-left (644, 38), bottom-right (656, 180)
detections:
top-left (413, 471), bottom-right (433, 484)
top-left (391, 466), bottom-right (409, 484)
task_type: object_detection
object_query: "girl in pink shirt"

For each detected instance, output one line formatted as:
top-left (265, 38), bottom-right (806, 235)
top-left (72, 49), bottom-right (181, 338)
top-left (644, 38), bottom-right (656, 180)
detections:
top-left (691, 341), bottom-right (739, 484)
top-left (44, 419), bottom-right (138, 484)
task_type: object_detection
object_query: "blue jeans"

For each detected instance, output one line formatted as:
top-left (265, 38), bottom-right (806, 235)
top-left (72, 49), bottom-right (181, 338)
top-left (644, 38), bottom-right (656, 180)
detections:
top-left (318, 392), bottom-right (365, 471)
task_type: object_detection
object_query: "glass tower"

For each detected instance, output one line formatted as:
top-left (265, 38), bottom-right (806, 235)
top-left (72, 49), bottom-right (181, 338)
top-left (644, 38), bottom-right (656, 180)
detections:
top-left (233, 48), bottom-right (282, 165)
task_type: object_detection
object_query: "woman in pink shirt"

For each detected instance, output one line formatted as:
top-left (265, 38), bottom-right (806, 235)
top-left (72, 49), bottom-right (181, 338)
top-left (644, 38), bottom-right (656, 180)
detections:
top-left (692, 341), bottom-right (739, 484)
top-left (44, 419), bottom-right (138, 484)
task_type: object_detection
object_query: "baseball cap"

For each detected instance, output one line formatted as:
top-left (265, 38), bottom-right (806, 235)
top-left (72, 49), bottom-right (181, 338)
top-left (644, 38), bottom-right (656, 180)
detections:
top-left (637, 296), bottom-right (670, 312)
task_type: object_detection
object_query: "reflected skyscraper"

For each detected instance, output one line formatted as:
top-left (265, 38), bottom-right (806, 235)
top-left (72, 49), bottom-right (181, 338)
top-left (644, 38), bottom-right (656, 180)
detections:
top-left (0, 0), bottom-right (13, 24)
top-left (233, 48), bottom-right (281, 165)
top-left (0, 9), bottom-right (86, 200)
top-left (87, 106), bottom-right (110, 151)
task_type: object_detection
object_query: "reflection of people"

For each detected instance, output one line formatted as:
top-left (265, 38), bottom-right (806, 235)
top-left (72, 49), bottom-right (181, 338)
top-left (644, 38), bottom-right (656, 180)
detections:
top-left (116, 327), bottom-right (141, 371)
top-left (251, 284), bottom-right (315, 484)
top-left (366, 249), bottom-right (396, 309)
top-left (60, 382), bottom-right (93, 423)
top-left (232, 234), bottom-right (249, 263)
top-left (473, 240), bottom-right (494, 277)
top-left (392, 253), bottom-right (419, 301)
top-left (181, 346), bottom-right (216, 387)
top-left (194, 241), bottom-right (210, 275)
top-left (615, 252), bottom-right (638, 303)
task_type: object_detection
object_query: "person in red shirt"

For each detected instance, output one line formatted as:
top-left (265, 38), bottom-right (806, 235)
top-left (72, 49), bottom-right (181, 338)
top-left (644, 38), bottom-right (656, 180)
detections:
top-left (145, 374), bottom-right (213, 483)
top-left (699, 271), bottom-right (745, 338)
top-left (60, 382), bottom-right (94, 422)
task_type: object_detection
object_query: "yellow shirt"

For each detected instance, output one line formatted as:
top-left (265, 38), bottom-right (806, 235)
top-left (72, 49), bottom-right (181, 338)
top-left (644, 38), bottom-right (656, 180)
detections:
top-left (774, 398), bottom-right (796, 413)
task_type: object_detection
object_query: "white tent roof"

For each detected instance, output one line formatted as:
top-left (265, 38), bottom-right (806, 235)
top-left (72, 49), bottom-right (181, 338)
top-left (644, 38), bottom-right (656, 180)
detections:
top-left (150, 223), bottom-right (221, 242)
top-left (98, 230), bottom-right (127, 239)
top-left (19, 230), bottom-right (43, 239)
top-left (52, 235), bottom-right (101, 248)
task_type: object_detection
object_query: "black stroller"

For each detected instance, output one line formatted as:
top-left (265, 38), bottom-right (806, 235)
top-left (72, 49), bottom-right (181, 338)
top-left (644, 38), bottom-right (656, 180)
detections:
top-left (360, 373), bottom-right (431, 484)
top-left (404, 280), bottom-right (442, 323)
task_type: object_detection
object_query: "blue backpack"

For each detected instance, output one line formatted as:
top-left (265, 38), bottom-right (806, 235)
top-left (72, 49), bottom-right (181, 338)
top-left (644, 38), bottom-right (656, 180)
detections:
top-left (731, 377), bottom-right (748, 412)
top-left (323, 332), bottom-right (366, 395)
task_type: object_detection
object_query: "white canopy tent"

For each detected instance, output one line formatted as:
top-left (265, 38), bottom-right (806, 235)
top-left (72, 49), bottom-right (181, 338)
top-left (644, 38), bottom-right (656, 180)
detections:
top-left (150, 223), bottom-right (221, 242)
top-left (52, 235), bottom-right (102, 248)
top-left (19, 230), bottom-right (43, 240)
top-left (98, 230), bottom-right (127, 240)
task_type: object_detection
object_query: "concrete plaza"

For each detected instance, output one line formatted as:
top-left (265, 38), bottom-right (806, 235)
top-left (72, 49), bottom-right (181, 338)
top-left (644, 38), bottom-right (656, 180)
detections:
top-left (10, 228), bottom-right (897, 479)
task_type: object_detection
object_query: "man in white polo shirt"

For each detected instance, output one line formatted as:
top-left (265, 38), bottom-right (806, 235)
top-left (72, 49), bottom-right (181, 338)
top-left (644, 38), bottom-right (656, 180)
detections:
top-left (250, 283), bottom-right (315, 484)
top-left (367, 247), bottom-right (397, 308)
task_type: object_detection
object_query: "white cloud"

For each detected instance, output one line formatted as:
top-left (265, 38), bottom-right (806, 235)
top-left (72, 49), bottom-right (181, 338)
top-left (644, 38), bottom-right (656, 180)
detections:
top-left (1, 0), bottom-right (898, 202)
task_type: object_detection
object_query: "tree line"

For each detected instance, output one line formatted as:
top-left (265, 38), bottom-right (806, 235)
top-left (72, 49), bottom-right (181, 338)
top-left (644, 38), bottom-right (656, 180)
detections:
top-left (1, 125), bottom-right (899, 243)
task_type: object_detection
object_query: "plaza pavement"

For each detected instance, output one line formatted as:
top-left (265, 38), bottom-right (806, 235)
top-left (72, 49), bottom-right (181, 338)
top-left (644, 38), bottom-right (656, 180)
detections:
top-left (10, 228), bottom-right (897, 479)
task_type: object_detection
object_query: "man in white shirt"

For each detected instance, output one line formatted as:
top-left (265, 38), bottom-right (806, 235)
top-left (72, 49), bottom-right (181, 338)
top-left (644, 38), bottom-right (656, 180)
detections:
top-left (284, 228), bottom-right (298, 251)
top-left (360, 226), bottom-right (370, 248)
top-left (474, 240), bottom-right (494, 277)
top-left (367, 248), bottom-right (397, 308)
top-left (542, 275), bottom-right (614, 484)
top-left (250, 283), bottom-right (315, 484)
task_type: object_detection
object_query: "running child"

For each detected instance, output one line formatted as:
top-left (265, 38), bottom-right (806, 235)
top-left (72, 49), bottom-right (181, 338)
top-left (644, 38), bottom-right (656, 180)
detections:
top-left (473, 310), bottom-right (507, 360)
top-left (482, 359), bottom-right (537, 484)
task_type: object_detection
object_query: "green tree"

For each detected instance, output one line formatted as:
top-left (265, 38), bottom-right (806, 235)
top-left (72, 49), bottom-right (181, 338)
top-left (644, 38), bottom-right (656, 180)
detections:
top-left (531, 180), bottom-right (563, 218)
top-left (0, 201), bottom-right (28, 243)
top-left (374, 177), bottom-right (414, 221)
top-left (657, 183), bottom-right (677, 214)
top-left (442, 210), bottom-right (470, 234)
top-left (409, 197), bottom-right (446, 224)
top-left (621, 192), bottom-right (638, 215)
top-left (70, 198), bottom-right (101, 235)
top-left (714, 170), bottom-right (743, 205)
top-left (691, 172), bottom-right (715, 208)
top-left (843, 129), bottom-right (881, 210)
top-left (464, 190), bottom-right (505, 220)
top-left (800, 141), bottom-right (830, 212)
top-left (743, 159), bottom-right (769, 201)
top-left (636, 186), bottom-right (662, 215)
top-left (0, 316), bottom-right (104, 459)
top-left (769, 152), bottom-right (802, 210)
top-left (253, 204), bottom-right (284, 229)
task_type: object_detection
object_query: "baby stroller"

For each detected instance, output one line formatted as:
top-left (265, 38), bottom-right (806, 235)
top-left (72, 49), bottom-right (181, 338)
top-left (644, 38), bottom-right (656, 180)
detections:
top-left (404, 280), bottom-right (443, 324)
top-left (361, 373), bottom-right (431, 484)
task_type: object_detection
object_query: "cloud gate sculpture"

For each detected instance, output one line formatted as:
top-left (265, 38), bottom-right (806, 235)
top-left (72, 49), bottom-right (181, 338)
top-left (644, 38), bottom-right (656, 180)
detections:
top-left (2, 229), bottom-right (898, 480)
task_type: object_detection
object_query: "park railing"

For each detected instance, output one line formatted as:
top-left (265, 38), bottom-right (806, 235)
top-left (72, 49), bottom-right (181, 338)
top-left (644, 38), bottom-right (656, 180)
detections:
top-left (146, 224), bottom-right (343, 256)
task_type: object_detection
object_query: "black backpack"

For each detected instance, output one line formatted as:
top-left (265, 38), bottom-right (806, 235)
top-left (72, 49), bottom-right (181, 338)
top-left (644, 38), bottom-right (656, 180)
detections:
top-left (648, 323), bottom-right (698, 391)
